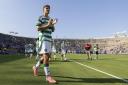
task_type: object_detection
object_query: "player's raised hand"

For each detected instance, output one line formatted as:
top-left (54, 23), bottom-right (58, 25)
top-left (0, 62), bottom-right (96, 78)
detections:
top-left (52, 18), bottom-right (58, 25)
top-left (48, 19), bottom-right (53, 26)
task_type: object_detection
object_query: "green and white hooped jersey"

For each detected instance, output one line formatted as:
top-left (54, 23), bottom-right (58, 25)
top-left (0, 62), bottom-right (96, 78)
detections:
top-left (36, 15), bottom-right (55, 53)
top-left (36, 15), bottom-right (54, 42)
top-left (94, 47), bottom-right (98, 51)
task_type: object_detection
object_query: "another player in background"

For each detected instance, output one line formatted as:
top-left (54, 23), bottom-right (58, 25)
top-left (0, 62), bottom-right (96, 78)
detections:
top-left (25, 43), bottom-right (34, 59)
top-left (52, 43), bottom-right (57, 60)
top-left (32, 4), bottom-right (57, 84)
top-left (84, 43), bottom-right (92, 60)
top-left (60, 41), bottom-right (67, 61)
top-left (28, 43), bottom-right (34, 59)
top-left (93, 44), bottom-right (99, 59)
top-left (35, 38), bottom-right (40, 60)
top-left (25, 44), bottom-right (29, 57)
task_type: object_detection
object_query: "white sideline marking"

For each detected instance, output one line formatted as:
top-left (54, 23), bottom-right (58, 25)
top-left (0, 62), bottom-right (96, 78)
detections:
top-left (70, 60), bottom-right (128, 83)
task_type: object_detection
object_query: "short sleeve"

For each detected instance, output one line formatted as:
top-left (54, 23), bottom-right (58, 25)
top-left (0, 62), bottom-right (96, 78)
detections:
top-left (36, 16), bottom-right (43, 26)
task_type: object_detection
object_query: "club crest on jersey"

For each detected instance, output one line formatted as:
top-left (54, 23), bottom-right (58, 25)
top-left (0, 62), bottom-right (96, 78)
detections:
top-left (44, 49), bottom-right (47, 52)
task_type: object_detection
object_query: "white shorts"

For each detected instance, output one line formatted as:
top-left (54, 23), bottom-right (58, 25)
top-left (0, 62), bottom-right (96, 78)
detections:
top-left (61, 49), bottom-right (66, 54)
top-left (28, 49), bottom-right (33, 53)
top-left (39, 41), bottom-right (52, 54)
top-left (86, 50), bottom-right (90, 54)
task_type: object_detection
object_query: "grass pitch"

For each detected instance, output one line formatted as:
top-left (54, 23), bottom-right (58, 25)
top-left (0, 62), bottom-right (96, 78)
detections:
top-left (0, 54), bottom-right (128, 85)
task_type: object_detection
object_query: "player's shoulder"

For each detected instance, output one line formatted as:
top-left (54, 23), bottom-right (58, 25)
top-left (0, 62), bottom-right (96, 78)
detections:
top-left (39, 15), bottom-right (51, 21)
top-left (38, 15), bottom-right (43, 20)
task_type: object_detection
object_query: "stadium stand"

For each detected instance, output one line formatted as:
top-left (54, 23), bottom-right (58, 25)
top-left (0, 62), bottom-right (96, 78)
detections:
top-left (0, 33), bottom-right (35, 54)
top-left (0, 33), bottom-right (128, 55)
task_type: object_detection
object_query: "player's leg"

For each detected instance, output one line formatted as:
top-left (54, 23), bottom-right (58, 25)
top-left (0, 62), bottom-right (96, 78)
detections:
top-left (43, 53), bottom-right (50, 76)
top-left (25, 50), bottom-right (28, 57)
top-left (96, 51), bottom-right (98, 59)
top-left (33, 39), bottom-right (44, 76)
top-left (35, 54), bottom-right (39, 61)
top-left (30, 53), bottom-right (33, 59)
top-left (29, 49), bottom-right (34, 59)
top-left (61, 49), bottom-right (66, 61)
top-left (53, 53), bottom-right (57, 60)
top-left (90, 51), bottom-right (92, 60)
top-left (63, 53), bottom-right (67, 61)
top-left (93, 51), bottom-right (96, 60)
top-left (86, 51), bottom-right (89, 60)
top-left (61, 53), bottom-right (63, 60)
top-left (33, 56), bottom-right (43, 76)
top-left (87, 51), bottom-right (91, 60)
top-left (42, 41), bottom-right (56, 83)
top-left (42, 53), bottom-right (56, 83)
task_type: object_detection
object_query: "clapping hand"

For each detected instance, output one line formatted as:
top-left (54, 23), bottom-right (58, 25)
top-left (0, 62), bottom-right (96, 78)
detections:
top-left (52, 18), bottom-right (58, 25)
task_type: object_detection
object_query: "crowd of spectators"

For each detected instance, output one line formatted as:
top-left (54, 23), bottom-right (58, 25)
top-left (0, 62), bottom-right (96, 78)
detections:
top-left (107, 44), bottom-right (128, 54)
top-left (0, 33), bottom-right (35, 54)
top-left (0, 33), bottom-right (128, 55)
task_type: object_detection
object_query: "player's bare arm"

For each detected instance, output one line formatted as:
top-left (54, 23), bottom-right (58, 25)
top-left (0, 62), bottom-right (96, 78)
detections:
top-left (38, 18), bottom-right (57, 31)
top-left (37, 19), bottom-right (53, 31)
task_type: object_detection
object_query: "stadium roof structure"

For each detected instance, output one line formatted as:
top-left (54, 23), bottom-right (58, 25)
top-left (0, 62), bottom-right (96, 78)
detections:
top-left (113, 31), bottom-right (128, 38)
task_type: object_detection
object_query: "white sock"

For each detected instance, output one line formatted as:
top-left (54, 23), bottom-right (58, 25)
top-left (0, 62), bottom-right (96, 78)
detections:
top-left (35, 61), bottom-right (40, 68)
top-left (36, 55), bottom-right (39, 60)
top-left (44, 67), bottom-right (50, 76)
top-left (54, 55), bottom-right (56, 59)
top-left (30, 53), bottom-right (33, 58)
top-left (25, 54), bottom-right (27, 57)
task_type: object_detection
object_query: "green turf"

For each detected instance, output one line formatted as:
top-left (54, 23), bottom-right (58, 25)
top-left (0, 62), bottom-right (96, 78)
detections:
top-left (0, 54), bottom-right (128, 85)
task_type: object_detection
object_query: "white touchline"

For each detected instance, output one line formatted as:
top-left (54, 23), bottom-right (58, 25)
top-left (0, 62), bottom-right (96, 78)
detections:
top-left (70, 60), bottom-right (128, 83)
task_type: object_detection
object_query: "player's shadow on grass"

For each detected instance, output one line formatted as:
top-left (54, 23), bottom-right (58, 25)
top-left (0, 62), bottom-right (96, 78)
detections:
top-left (53, 75), bottom-right (128, 83)
top-left (0, 54), bottom-right (25, 63)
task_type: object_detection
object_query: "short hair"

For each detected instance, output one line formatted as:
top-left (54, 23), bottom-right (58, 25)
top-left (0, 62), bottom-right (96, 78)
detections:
top-left (43, 4), bottom-right (50, 9)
